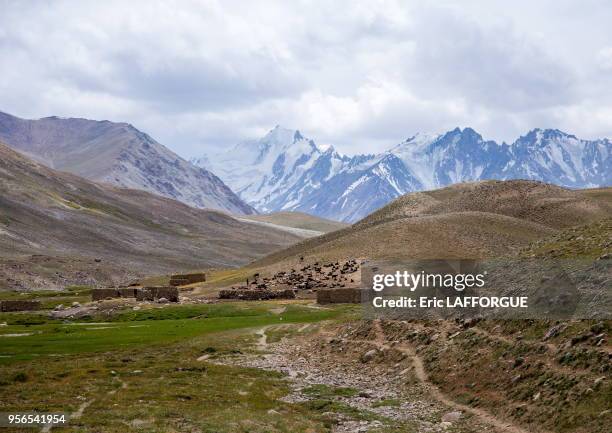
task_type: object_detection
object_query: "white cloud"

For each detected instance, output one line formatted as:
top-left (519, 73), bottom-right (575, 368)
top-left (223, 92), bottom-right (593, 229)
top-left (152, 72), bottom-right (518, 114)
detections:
top-left (597, 47), bottom-right (612, 71)
top-left (0, 0), bottom-right (611, 157)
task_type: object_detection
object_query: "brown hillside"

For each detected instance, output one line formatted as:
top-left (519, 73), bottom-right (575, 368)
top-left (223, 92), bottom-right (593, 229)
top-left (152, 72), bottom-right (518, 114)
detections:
top-left (0, 142), bottom-right (301, 289)
top-left (252, 180), bottom-right (611, 269)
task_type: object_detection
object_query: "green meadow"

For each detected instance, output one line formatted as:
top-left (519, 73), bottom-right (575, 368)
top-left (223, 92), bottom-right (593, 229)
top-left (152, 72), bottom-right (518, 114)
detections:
top-left (0, 301), bottom-right (362, 433)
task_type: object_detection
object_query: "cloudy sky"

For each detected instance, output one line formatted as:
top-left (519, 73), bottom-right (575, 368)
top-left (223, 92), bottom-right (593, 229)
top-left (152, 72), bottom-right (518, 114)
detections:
top-left (1, 0), bottom-right (611, 156)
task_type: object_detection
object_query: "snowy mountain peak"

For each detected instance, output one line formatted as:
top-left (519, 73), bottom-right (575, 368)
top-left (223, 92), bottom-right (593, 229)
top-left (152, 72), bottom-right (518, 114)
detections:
top-left (197, 126), bottom-right (610, 222)
top-left (400, 132), bottom-right (440, 146)
top-left (520, 128), bottom-right (579, 145)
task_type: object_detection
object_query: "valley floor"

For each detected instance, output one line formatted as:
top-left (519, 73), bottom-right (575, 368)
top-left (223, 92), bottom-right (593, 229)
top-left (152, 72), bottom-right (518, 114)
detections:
top-left (0, 301), bottom-right (526, 433)
top-left (2, 298), bottom-right (611, 433)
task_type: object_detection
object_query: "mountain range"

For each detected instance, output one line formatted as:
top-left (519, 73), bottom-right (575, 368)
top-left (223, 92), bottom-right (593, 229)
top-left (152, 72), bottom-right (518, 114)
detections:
top-left (1, 110), bottom-right (609, 223)
top-left (0, 111), bottom-right (255, 215)
top-left (196, 126), bottom-right (611, 222)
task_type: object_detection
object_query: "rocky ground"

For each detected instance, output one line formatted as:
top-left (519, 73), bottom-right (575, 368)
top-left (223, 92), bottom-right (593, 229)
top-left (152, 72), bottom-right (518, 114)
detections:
top-left (214, 321), bottom-right (519, 433)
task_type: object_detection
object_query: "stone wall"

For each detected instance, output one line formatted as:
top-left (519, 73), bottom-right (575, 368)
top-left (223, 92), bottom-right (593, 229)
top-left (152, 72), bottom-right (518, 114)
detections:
top-left (317, 288), bottom-right (363, 304)
top-left (135, 286), bottom-right (179, 302)
top-left (218, 289), bottom-right (296, 301)
top-left (92, 286), bottom-right (178, 302)
top-left (91, 288), bottom-right (120, 301)
top-left (0, 300), bottom-right (42, 312)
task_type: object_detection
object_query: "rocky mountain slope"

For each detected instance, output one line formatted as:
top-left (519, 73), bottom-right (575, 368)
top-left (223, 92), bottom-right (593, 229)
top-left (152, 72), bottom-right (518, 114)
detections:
top-left (0, 111), bottom-right (255, 215)
top-left (0, 142), bottom-right (300, 289)
top-left (197, 126), bottom-right (611, 222)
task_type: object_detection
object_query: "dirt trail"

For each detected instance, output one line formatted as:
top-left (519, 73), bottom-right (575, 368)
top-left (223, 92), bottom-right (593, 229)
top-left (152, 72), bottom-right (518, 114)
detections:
top-left (372, 320), bottom-right (535, 433)
top-left (256, 325), bottom-right (270, 350)
top-left (397, 343), bottom-right (528, 433)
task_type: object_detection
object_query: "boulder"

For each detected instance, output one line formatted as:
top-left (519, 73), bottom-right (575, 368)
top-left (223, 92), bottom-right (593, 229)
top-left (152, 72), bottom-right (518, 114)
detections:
top-left (441, 411), bottom-right (462, 423)
top-left (361, 349), bottom-right (378, 363)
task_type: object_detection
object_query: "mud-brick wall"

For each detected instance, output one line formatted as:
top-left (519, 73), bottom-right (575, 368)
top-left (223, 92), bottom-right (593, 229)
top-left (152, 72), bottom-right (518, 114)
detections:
top-left (169, 273), bottom-right (206, 286)
top-left (317, 288), bottom-right (363, 304)
top-left (0, 300), bottom-right (42, 312)
top-left (118, 288), bottom-right (137, 298)
top-left (91, 288), bottom-right (120, 301)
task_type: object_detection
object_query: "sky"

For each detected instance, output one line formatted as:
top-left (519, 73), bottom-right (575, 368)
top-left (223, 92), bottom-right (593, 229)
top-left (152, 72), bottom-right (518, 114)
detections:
top-left (1, 0), bottom-right (611, 157)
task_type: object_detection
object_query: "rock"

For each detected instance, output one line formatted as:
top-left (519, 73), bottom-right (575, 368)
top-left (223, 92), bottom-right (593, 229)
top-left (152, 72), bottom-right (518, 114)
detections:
top-left (71, 301), bottom-right (81, 307)
top-left (358, 391), bottom-right (372, 398)
top-left (543, 324), bottom-right (565, 341)
top-left (360, 349), bottom-right (378, 363)
top-left (132, 306), bottom-right (141, 311)
top-left (594, 376), bottom-right (606, 387)
top-left (441, 411), bottom-right (462, 423)
top-left (571, 333), bottom-right (590, 346)
top-left (157, 297), bottom-right (168, 304)
top-left (54, 304), bottom-right (64, 311)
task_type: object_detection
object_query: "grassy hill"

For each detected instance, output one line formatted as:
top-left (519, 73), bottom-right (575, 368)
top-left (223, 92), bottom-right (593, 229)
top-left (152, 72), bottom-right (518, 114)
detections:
top-left (251, 180), bottom-right (611, 269)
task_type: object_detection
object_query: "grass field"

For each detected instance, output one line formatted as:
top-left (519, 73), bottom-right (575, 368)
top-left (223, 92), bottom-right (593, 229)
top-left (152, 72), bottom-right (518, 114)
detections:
top-left (0, 286), bottom-right (92, 310)
top-left (0, 302), bottom-right (359, 432)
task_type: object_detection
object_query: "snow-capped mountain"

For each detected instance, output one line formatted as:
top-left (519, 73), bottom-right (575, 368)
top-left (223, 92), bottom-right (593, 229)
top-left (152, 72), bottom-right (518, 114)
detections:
top-left (502, 129), bottom-right (611, 187)
top-left (195, 126), bottom-right (353, 213)
top-left (195, 126), bottom-right (611, 222)
top-left (0, 111), bottom-right (256, 215)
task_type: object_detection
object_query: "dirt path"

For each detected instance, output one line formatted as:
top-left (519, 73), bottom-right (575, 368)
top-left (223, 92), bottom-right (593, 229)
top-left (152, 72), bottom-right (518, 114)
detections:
top-left (372, 320), bottom-right (533, 433)
top-left (397, 342), bottom-right (528, 433)
top-left (256, 325), bottom-right (270, 350)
